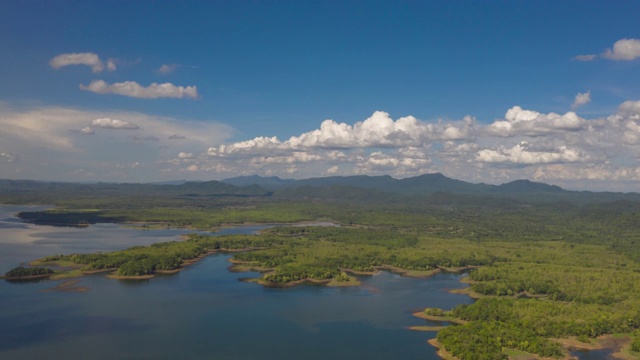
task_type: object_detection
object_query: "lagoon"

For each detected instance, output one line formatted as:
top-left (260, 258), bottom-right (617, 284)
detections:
top-left (0, 205), bottom-right (473, 359)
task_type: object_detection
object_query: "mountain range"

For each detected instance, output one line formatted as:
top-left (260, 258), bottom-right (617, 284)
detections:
top-left (1, 174), bottom-right (637, 202)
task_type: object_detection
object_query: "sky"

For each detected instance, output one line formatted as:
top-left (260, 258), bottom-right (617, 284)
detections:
top-left (1, 1), bottom-right (640, 191)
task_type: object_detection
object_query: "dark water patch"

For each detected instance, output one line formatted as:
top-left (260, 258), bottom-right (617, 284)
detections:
top-left (0, 313), bottom-right (153, 352)
top-left (572, 348), bottom-right (614, 359)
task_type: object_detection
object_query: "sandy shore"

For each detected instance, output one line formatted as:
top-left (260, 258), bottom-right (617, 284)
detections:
top-left (427, 338), bottom-right (460, 360)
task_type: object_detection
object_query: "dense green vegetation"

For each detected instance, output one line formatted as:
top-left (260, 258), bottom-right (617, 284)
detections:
top-left (4, 266), bottom-right (53, 278)
top-left (4, 175), bottom-right (640, 358)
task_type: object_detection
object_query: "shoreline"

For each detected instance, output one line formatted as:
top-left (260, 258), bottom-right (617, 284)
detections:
top-left (2, 273), bottom-right (52, 281)
top-left (427, 339), bottom-right (460, 360)
top-left (413, 311), bottom-right (635, 360)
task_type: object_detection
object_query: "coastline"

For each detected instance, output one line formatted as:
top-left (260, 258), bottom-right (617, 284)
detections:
top-left (413, 310), bottom-right (636, 360)
top-left (427, 339), bottom-right (460, 360)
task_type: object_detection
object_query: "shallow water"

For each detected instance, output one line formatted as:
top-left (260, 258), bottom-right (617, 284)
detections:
top-left (0, 205), bottom-right (469, 359)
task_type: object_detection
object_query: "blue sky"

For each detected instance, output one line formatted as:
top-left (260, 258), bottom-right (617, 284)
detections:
top-left (1, 1), bottom-right (640, 191)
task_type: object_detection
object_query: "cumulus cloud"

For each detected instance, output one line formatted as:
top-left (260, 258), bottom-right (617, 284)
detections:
top-left (618, 99), bottom-right (640, 116)
top-left (573, 54), bottom-right (597, 61)
top-left (602, 38), bottom-right (640, 61)
top-left (192, 101), bottom-right (640, 190)
top-left (207, 111), bottom-right (474, 158)
top-left (486, 106), bottom-right (586, 137)
top-left (91, 118), bottom-right (140, 130)
top-left (49, 52), bottom-right (115, 73)
top-left (6, 99), bottom-right (640, 191)
top-left (80, 80), bottom-right (198, 99)
top-left (572, 90), bottom-right (591, 109)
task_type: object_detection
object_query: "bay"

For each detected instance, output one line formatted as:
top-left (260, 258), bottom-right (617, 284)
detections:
top-left (0, 205), bottom-right (473, 359)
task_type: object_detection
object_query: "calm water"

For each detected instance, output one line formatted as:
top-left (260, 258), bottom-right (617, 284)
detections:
top-left (0, 205), bottom-right (472, 359)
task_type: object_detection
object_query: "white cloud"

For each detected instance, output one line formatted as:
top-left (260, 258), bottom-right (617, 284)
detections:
top-left (208, 111), bottom-right (474, 158)
top-left (476, 142), bottom-right (587, 165)
top-left (49, 52), bottom-right (108, 73)
top-left (68, 126), bottom-right (95, 135)
top-left (178, 152), bottom-right (193, 159)
top-left (91, 118), bottom-right (140, 130)
top-left (486, 106), bottom-right (586, 137)
top-left (194, 102), bottom-right (640, 190)
top-left (573, 54), bottom-right (596, 61)
top-left (602, 38), bottom-right (640, 61)
top-left (572, 90), bottom-right (591, 109)
top-left (0, 152), bottom-right (15, 163)
top-left (80, 80), bottom-right (198, 99)
top-left (106, 58), bottom-right (117, 71)
top-left (618, 99), bottom-right (640, 116)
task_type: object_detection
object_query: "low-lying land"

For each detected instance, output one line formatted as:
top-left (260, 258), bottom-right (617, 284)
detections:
top-left (3, 175), bottom-right (640, 359)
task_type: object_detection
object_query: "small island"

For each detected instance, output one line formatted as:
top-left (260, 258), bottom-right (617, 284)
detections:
top-left (3, 266), bottom-right (54, 280)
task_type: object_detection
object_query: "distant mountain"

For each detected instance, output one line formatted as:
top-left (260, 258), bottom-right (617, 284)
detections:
top-left (221, 175), bottom-right (295, 190)
top-left (167, 180), bottom-right (271, 196)
top-left (282, 173), bottom-right (482, 195)
top-left (222, 173), bottom-right (569, 197)
top-left (494, 179), bottom-right (564, 193)
top-left (0, 179), bottom-right (271, 198)
top-left (391, 173), bottom-right (494, 195)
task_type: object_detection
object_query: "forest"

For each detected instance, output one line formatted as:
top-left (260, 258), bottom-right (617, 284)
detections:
top-left (2, 175), bottom-right (640, 359)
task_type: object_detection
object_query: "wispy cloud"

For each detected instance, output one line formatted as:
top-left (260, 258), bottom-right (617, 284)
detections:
top-left (79, 80), bottom-right (198, 99)
top-left (49, 52), bottom-right (116, 73)
top-left (157, 64), bottom-right (179, 74)
top-left (573, 54), bottom-right (596, 61)
top-left (0, 104), bottom-right (231, 181)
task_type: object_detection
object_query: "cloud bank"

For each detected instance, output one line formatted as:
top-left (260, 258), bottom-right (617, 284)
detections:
top-left (3, 98), bottom-right (640, 191)
top-left (192, 100), bottom-right (640, 191)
